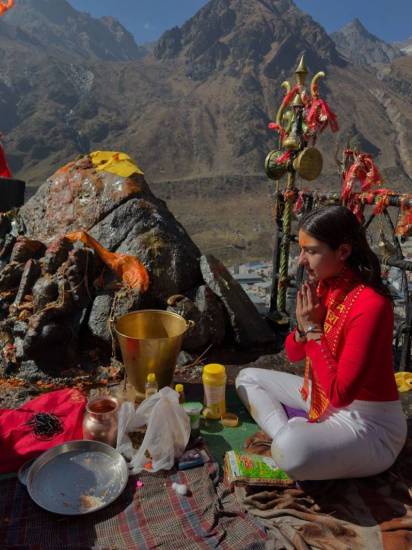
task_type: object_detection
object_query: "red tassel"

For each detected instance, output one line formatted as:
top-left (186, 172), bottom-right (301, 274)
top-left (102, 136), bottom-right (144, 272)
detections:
top-left (275, 151), bottom-right (292, 165)
top-left (293, 191), bottom-right (304, 215)
top-left (268, 122), bottom-right (286, 141)
top-left (306, 98), bottom-right (339, 134)
top-left (281, 85), bottom-right (300, 109)
top-left (341, 152), bottom-right (383, 203)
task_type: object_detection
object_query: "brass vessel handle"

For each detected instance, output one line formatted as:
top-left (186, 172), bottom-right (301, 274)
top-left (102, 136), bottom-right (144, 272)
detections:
top-left (186, 319), bottom-right (195, 330)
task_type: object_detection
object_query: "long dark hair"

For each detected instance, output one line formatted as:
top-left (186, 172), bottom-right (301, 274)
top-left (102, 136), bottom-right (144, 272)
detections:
top-left (299, 205), bottom-right (390, 297)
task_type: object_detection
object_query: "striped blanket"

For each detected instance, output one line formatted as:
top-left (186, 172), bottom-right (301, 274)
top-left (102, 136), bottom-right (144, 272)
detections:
top-left (236, 438), bottom-right (412, 550)
top-left (0, 451), bottom-right (268, 550)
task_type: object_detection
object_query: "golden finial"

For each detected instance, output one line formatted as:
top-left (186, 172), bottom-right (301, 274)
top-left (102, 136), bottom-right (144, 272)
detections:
top-left (295, 55), bottom-right (308, 86)
top-left (295, 55), bottom-right (308, 75)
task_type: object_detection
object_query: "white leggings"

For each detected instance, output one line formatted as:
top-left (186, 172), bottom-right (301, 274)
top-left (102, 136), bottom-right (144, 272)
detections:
top-left (236, 368), bottom-right (407, 480)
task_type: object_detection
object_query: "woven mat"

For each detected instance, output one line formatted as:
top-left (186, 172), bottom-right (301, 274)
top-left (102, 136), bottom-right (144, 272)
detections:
top-left (0, 451), bottom-right (268, 550)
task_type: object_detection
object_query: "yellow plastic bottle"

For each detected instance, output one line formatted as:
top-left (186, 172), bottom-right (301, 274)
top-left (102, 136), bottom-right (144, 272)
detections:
top-left (175, 383), bottom-right (186, 404)
top-left (202, 363), bottom-right (226, 419)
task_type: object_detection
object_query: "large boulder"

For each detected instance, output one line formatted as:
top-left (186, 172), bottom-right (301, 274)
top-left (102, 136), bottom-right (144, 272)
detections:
top-left (0, 152), bottom-right (274, 379)
top-left (200, 254), bottom-right (275, 347)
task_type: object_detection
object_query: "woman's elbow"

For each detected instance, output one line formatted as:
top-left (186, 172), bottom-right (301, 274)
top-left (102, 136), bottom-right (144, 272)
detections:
top-left (329, 392), bottom-right (354, 408)
top-left (285, 348), bottom-right (305, 363)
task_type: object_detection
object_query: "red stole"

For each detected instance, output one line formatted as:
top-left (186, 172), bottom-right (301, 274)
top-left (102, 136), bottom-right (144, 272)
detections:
top-left (300, 275), bottom-right (365, 421)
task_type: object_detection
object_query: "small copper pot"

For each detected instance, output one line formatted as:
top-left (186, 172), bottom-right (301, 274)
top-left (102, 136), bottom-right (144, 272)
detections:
top-left (83, 396), bottom-right (119, 447)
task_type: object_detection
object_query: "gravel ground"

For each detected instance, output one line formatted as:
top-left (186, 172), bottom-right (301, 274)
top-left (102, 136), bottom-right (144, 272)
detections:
top-left (1, 348), bottom-right (410, 436)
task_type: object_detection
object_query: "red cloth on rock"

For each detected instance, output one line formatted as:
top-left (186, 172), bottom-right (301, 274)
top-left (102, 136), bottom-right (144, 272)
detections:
top-left (0, 388), bottom-right (86, 474)
top-left (285, 279), bottom-right (399, 408)
top-left (0, 143), bottom-right (12, 178)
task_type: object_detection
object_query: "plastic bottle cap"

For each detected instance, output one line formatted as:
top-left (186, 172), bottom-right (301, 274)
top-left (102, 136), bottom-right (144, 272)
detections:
top-left (147, 373), bottom-right (156, 383)
top-left (203, 363), bottom-right (225, 376)
top-left (182, 402), bottom-right (203, 415)
top-left (175, 384), bottom-right (184, 393)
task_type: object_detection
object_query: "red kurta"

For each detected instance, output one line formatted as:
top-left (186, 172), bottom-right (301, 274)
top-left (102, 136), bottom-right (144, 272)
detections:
top-left (285, 279), bottom-right (399, 408)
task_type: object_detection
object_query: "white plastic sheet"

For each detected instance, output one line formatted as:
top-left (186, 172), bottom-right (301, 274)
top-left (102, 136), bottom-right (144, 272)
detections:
top-left (116, 387), bottom-right (191, 474)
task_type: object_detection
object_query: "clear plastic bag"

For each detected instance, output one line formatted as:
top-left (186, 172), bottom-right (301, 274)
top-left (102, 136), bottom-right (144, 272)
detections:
top-left (116, 387), bottom-right (191, 474)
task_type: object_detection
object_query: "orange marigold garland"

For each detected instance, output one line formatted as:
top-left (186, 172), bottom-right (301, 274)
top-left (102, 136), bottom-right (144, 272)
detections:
top-left (0, 0), bottom-right (14, 16)
top-left (395, 198), bottom-right (412, 238)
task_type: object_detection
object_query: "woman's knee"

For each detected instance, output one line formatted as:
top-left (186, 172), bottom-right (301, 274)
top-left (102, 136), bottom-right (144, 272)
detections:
top-left (235, 367), bottom-right (260, 390)
top-left (271, 426), bottom-right (315, 479)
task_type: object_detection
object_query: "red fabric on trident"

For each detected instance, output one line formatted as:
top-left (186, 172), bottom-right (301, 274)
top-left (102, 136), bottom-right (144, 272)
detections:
top-left (306, 98), bottom-right (339, 134)
top-left (341, 151), bottom-right (382, 202)
top-left (0, 143), bottom-right (12, 178)
top-left (0, 0), bottom-right (14, 17)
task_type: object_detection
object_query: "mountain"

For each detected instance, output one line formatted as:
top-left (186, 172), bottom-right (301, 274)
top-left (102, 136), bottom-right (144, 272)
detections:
top-left (1, 0), bottom-right (412, 265)
top-left (331, 18), bottom-right (403, 66)
top-left (2, 0), bottom-right (146, 61)
top-left (395, 37), bottom-right (412, 56)
top-left (154, 0), bottom-right (341, 77)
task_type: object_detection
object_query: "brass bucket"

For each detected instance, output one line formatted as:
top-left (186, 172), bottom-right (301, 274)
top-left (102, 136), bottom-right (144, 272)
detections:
top-left (113, 310), bottom-right (193, 398)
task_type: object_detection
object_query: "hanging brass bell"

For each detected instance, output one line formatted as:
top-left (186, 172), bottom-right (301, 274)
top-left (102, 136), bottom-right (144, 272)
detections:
top-left (293, 147), bottom-right (323, 181)
top-left (264, 150), bottom-right (289, 180)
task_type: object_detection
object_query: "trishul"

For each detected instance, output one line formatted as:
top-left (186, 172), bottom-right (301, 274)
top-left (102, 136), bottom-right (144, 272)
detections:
top-left (275, 56), bottom-right (326, 151)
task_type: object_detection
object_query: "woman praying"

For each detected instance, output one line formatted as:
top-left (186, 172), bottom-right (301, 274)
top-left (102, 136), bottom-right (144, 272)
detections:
top-left (236, 205), bottom-right (407, 480)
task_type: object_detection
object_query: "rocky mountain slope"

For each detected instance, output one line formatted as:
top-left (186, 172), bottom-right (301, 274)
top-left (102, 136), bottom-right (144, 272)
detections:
top-left (2, 0), bottom-right (146, 61)
top-left (331, 18), bottom-right (403, 66)
top-left (1, 0), bottom-right (412, 264)
top-left (396, 37), bottom-right (412, 56)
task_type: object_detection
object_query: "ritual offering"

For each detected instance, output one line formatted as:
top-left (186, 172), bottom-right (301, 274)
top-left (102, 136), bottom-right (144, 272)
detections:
top-left (221, 412), bottom-right (239, 428)
top-left (182, 401), bottom-right (203, 437)
top-left (202, 363), bottom-right (227, 419)
top-left (177, 449), bottom-right (205, 470)
top-left (23, 440), bottom-right (128, 515)
top-left (83, 396), bottom-right (119, 447)
top-left (224, 450), bottom-right (293, 489)
top-left (395, 371), bottom-right (412, 392)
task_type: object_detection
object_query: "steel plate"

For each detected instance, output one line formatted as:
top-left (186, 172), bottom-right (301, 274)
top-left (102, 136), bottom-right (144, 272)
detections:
top-left (26, 440), bottom-right (129, 515)
top-left (18, 458), bottom-right (35, 486)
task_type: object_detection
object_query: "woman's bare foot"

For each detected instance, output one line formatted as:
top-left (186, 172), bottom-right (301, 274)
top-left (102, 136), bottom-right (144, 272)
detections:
top-left (244, 430), bottom-right (272, 456)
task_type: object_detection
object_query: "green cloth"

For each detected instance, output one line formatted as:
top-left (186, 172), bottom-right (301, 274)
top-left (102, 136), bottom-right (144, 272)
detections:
top-left (199, 386), bottom-right (257, 467)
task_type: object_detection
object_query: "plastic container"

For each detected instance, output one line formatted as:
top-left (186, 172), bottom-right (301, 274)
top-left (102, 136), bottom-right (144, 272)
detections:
top-left (182, 402), bottom-right (203, 437)
top-left (145, 373), bottom-right (158, 399)
top-left (202, 363), bottom-right (226, 419)
top-left (175, 383), bottom-right (185, 404)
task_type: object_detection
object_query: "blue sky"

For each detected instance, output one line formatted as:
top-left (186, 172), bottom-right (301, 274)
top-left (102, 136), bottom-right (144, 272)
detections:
top-left (69, 1), bottom-right (412, 44)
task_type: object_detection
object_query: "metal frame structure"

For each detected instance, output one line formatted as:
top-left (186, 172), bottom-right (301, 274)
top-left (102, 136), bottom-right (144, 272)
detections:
top-left (268, 189), bottom-right (412, 372)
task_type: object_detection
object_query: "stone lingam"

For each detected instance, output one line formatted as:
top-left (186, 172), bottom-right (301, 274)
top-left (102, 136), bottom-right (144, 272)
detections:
top-left (0, 152), bottom-right (274, 383)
